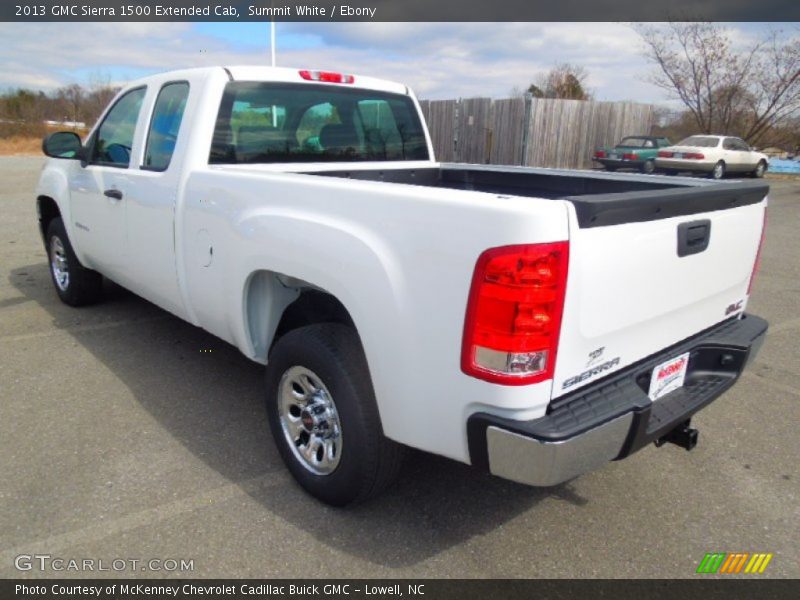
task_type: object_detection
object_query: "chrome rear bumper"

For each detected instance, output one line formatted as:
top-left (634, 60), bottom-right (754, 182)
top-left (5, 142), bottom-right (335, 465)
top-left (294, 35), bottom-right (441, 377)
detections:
top-left (467, 314), bottom-right (768, 487)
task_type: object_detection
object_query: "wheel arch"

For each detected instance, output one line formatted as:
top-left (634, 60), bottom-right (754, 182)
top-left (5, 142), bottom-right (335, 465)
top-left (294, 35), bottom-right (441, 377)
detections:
top-left (37, 195), bottom-right (62, 241)
top-left (242, 270), bottom-right (358, 364)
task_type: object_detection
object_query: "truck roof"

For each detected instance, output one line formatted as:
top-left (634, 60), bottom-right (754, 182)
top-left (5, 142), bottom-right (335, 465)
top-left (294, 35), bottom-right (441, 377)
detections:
top-left (123, 66), bottom-right (410, 97)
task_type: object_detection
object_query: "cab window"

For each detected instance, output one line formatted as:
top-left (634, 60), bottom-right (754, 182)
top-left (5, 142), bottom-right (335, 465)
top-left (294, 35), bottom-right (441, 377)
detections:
top-left (210, 82), bottom-right (429, 164)
top-left (143, 82), bottom-right (190, 171)
top-left (91, 87), bottom-right (146, 167)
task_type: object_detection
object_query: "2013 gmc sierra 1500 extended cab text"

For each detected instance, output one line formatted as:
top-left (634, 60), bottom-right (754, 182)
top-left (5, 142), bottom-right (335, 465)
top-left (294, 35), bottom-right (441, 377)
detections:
top-left (36, 66), bottom-right (769, 505)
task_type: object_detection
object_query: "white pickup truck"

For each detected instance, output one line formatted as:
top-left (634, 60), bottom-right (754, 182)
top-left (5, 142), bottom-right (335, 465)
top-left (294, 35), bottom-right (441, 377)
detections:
top-left (37, 66), bottom-right (768, 505)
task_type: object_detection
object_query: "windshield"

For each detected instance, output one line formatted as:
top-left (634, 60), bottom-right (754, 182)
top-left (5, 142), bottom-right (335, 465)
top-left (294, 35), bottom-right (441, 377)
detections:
top-left (210, 82), bottom-right (430, 164)
top-left (677, 136), bottom-right (720, 148)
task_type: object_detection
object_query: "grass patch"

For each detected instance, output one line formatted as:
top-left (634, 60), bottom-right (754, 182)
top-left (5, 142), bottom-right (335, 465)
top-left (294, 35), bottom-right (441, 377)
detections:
top-left (0, 136), bottom-right (43, 156)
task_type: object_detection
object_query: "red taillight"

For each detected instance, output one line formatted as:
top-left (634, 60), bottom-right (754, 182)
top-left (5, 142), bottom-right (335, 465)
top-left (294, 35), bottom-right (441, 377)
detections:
top-left (299, 70), bottom-right (355, 84)
top-left (623, 152), bottom-right (638, 160)
top-left (594, 150), bottom-right (606, 158)
top-left (685, 152), bottom-right (705, 159)
top-left (747, 208), bottom-right (767, 295)
top-left (461, 242), bottom-right (569, 385)
top-left (658, 151), bottom-right (673, 158)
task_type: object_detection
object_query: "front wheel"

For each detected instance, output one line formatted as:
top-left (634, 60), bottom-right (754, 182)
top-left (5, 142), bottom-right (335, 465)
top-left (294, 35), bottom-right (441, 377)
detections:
top-left (710, 161), bottom-right (726, 180)
top-left (265, 323), bottom-right (405, 506)
top-left (751, 160), bottom-right (767, 178)
top-left (45, 217), bottom-right (103, 306)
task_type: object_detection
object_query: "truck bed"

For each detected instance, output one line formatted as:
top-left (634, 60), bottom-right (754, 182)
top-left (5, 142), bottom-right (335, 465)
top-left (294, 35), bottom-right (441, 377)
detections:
top-left (308, 164), bottom-right (769, 228)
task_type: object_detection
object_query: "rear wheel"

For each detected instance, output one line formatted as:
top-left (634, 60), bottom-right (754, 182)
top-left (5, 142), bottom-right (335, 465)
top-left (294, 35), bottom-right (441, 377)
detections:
top-left (45, 217), bottom-right (103, 306)
top-left (710, 161), bottom-right (726, 180)
top-left (265, 323), bottom-right (405, 506)
top-left (641, 159), bottom-right (656, 174)
top-left (751, 160), bottom-right (767, 178)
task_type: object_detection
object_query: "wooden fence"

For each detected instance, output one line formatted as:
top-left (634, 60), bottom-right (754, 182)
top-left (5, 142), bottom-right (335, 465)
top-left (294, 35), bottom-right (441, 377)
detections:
top-left (418, 96), bottom-right (655, 169)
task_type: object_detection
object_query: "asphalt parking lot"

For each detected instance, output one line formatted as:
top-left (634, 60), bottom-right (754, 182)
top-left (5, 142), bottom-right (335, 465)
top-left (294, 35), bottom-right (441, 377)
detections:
top-left (0, 156), bottom-right (797, 579)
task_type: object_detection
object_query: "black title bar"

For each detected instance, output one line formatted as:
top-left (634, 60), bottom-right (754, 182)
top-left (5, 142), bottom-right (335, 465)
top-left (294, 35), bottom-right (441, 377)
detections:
top-left (4, 579), bottom-right (800, 600)
top-left (5, 0), bottom-right (800, 21)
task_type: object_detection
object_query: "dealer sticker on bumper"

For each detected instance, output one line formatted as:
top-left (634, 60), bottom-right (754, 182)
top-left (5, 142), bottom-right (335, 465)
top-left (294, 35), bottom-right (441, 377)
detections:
top-left (648, 352), bottom-right (690, 401)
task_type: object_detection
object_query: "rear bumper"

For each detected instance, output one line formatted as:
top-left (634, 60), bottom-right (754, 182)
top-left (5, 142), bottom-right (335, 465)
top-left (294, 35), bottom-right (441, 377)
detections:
top-left (467, 314), bottom-right (768, 487)
top-left (595, 158), bottom-right (646, 169)
top-left (655, 158), bottom-right (715, 172)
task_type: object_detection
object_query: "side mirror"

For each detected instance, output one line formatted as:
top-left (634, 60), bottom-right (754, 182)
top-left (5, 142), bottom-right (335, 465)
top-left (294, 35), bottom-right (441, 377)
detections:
top-left (42, 131), bottom-right (85, 160)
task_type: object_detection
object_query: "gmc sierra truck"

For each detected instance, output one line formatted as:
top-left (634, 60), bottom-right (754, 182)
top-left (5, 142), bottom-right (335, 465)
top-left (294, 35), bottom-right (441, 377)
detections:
top-left (37, 66), bottom-right (768, 505)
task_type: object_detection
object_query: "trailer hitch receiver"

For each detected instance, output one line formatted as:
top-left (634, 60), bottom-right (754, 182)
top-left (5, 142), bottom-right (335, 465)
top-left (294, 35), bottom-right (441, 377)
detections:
top-left (655, 420), bottom-right (699, 451)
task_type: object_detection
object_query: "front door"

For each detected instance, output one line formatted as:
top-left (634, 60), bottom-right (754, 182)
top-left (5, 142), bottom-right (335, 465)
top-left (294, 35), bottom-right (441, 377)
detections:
top-left (70, 87), bottom-right (147, 282)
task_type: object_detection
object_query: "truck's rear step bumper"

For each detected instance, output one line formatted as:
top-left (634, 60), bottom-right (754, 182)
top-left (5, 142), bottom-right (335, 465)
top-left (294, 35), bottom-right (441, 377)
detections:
top-left (467, 314), bottom-right (768, 486)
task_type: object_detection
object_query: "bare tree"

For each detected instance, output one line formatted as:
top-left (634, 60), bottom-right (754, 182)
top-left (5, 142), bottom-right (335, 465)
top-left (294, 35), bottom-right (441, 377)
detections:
top-left (635, 22), bottom-right (800, 145)
top-left (528, 63), bottom-right (592, 100)
top-left (83, 71), bottom-right (119, 126)
top-left (56, 84), bottom-right (85, 124)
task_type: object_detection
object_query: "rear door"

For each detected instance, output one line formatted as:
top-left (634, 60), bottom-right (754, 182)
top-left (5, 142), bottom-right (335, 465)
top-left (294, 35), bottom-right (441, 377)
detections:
top-left (731, 137), bottom-right (757, 172)
top-left (722, 137), bottom-right (749, 172)
top-left (122, 80), bottom-right (191, 318)
top-left (552, 186), bottom-right (767, 398)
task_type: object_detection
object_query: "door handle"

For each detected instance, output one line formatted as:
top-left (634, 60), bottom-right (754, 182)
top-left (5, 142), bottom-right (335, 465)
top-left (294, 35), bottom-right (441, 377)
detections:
top-left (104, 188), bottom-right (123, 201)
top-left (677, 219), bottom-right (711, 257)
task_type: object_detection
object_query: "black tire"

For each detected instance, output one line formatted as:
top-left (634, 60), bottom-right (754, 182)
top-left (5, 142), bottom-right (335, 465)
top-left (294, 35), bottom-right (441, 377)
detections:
top-left (710, 161), bottom-right (726, 180)
top-left (45, 217), bottom-right (103, 306)
top-left (641, 159), bottom-right (656, 174)
top-left (265, 323), bottom-right (405, 506)
top-left (751, 160), bottom-right (767, 178)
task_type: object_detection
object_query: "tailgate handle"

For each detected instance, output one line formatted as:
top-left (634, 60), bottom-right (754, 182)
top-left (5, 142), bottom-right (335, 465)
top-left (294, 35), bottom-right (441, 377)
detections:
top-left (677, 219), bottom-right (711, 257)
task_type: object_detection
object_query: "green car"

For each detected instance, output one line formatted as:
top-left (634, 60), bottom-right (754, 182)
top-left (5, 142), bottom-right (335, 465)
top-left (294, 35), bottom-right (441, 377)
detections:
top-left (593, 135), bottom-right (671, 174)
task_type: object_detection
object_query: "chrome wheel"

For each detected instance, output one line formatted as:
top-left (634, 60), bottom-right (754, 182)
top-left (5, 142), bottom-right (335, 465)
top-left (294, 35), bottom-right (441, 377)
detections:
top-left (754, 162), bottom-right (766, 178)
top-left (278, 366), bottom-right (343, 475)
top-left (49, 235), bottom-right (69, 292)
top-left (712, 162), bottom-right (725, 179)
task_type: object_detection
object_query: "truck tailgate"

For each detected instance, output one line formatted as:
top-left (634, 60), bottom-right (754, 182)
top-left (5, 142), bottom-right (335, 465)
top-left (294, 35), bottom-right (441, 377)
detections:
top-left (552, 183), bottom-right (767, 398)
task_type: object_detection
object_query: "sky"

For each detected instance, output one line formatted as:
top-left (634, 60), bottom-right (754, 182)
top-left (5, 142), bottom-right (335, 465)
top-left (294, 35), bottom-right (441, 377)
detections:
top-left (0, 22), bottom-right (793, 105)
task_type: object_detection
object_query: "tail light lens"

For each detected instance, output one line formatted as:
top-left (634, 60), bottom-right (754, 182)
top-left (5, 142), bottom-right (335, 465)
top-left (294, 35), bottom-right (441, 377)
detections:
top-left (461, 242), bottom-right (569, 385)
top-left (685, 152), bottom-right (705, 159)
top-left (594, 150), bottom-right (606, 158)
top-left (747, 208), bottom-right (767, 295)
top-left (623, 153), bottom-right (638, 160)
top-left (299, 70), bottom-right (355, 84)
top-left (658, 151), bottom-right (674, 158)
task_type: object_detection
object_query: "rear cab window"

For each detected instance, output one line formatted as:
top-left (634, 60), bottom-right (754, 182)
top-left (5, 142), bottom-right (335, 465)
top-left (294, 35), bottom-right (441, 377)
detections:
top-left (143, 82), bottom-right (190, 171)
top-left (210, 82), bottom-right (429, 164)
